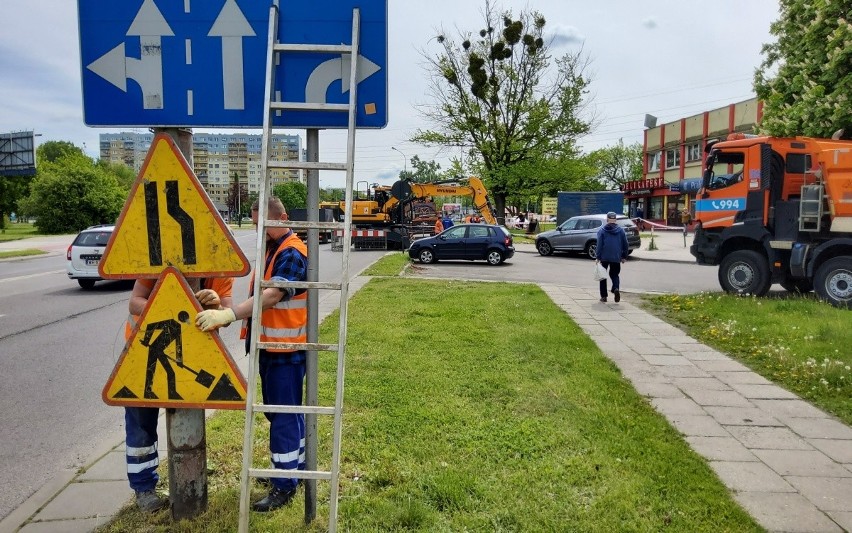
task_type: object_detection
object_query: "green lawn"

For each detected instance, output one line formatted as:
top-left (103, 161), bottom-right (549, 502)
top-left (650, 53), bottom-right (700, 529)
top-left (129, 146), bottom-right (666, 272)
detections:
top-left (0, 222), bottom-right (38, 242)
top-left (100, 275), bottom-right (759, 532)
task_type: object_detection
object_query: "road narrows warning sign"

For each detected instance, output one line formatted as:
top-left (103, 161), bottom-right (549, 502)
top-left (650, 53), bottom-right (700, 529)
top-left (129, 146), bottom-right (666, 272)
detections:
top-left (98, 133), bottom-right (250, 279)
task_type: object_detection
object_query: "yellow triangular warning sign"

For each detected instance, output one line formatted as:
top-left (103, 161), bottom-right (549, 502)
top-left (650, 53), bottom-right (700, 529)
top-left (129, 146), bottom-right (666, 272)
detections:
top-left (103, 267), bottom-right (247, 409)
top-left (99, 133), bottom-right (250, 278)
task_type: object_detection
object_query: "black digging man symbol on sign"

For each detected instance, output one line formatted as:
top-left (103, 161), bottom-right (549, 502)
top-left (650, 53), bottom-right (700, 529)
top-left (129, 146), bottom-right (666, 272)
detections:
top-left (125, 310), bottom-right (242, 402)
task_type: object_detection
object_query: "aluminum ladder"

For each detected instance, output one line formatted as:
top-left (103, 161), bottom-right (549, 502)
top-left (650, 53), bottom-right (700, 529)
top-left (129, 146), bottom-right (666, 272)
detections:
top-left (238, 5), bottom-right (360, 532)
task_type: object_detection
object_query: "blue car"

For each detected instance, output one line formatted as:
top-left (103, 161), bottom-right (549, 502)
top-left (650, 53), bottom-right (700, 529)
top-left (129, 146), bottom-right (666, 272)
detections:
top-left (408, 224), bottom-right (514, 266)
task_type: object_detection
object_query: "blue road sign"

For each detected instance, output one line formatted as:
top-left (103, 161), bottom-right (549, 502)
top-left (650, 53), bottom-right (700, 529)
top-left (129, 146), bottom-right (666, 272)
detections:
top-left (78, 0), bottom-right (387, 128)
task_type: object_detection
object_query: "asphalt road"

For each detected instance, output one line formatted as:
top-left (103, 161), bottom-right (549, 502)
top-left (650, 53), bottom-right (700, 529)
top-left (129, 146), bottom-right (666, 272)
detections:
top-left (407, 244), bottom-right (721, 295)
top-left (0, 229), bottom-right (384, 521)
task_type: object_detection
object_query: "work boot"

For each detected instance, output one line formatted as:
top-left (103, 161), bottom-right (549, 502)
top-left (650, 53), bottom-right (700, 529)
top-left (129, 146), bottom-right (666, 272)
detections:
top-left (135, 490), bottom-right (168, 513)
top-left (251, 487), bottom-right (297, 512)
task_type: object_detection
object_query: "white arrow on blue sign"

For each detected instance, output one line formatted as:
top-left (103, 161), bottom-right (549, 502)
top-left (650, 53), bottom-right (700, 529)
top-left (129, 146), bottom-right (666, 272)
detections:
top-left (78, 0), bottom-right (387, 129)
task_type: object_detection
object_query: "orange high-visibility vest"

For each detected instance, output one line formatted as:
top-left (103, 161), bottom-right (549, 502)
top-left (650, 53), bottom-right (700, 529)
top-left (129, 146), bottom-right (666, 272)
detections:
top-left (240, 232), bottom-right (307, 352)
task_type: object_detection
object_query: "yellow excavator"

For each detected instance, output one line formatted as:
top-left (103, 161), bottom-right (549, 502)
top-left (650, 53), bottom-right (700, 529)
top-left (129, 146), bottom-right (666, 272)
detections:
top-left (320, 176), bottom-right (498, 248)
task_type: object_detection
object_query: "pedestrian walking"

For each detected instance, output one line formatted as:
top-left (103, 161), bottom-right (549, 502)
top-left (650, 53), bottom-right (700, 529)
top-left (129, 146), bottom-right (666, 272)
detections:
top-left (596, 212), bottom-right (629, 303)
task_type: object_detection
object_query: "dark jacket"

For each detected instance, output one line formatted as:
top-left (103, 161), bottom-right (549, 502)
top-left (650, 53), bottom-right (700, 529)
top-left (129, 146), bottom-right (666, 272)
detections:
top-left (596, 222), bottom-right (629, 262)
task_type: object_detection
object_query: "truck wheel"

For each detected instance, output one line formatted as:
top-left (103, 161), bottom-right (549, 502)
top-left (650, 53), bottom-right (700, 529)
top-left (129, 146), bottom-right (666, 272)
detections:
top-left (585, 241), bottom-right (598, 260)
top-left (418, 248), bottom-right (437, 264)
top-left (486, 249), bottom-right (503, 265)
top-left (718, 250), bottom-right (771, 296)
top-left (780, 277), bottom-right (813, 294)
top-left (814, 257), bottom-right (852, 308)
top-left (537, 240), bottom-right (553, 256)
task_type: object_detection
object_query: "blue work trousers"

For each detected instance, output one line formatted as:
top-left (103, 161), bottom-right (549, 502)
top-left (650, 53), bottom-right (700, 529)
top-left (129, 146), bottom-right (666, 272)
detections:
top-left (259, 354), bottom-right (306, 492)
top-left (124, 407), bottom-right (160, 492)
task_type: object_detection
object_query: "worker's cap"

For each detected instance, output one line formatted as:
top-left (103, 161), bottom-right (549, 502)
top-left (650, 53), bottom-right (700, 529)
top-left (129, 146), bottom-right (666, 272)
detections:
top-left (606, 212), bottom-right (617, 220)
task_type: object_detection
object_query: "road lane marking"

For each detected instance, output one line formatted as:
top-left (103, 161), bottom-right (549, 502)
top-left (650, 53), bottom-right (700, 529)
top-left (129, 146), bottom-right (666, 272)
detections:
top-left (0, 269), bottom-right (66, 284)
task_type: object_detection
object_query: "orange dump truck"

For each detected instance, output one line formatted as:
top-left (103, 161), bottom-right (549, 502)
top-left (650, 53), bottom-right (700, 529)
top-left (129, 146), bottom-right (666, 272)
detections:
top-left (691, 132), bottom-right (852, 307)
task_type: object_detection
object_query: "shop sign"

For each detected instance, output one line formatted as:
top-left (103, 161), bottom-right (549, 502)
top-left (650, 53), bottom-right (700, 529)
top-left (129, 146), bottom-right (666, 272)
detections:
top-left (624, 177), bottom-right (666, 192)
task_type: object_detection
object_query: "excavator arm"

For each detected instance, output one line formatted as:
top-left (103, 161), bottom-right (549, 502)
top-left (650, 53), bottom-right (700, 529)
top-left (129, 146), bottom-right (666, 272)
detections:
top-left (402, 177), bottom-right (497, 224)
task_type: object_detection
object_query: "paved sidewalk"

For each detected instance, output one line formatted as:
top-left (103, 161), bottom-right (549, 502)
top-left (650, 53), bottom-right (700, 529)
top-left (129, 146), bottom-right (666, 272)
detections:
top-left (542, 284), bottom-right (852, 533)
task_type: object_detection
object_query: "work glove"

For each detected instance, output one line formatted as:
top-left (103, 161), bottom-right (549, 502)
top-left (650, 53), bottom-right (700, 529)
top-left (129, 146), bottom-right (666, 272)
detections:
top-left (196, 308), bottom-right (236, 332)
top-left (195, 289), bottom-right (221, 309)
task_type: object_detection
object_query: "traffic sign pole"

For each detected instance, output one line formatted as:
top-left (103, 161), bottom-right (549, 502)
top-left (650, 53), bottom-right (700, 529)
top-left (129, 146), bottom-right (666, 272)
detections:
top-left (157, 127), bottom-right (208, 521)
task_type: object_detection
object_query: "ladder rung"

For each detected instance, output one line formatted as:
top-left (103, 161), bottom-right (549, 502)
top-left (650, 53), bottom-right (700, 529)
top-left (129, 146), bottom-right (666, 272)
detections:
top-left (250, 467), bottom-right (333, 481)
top-left (258, 341), bottom-right (339, 352)
top-left (252, 404), bottom-right (336, 415)
top-left (260, 279), bottom-right (342, 290)
top-left (267, 160), bottom-right (347, 171)
top-left (273, 43), bottom-right (352, 54)
top-left (283, 221), bottom-right (345, 231)
top-left (271, 102), bottom-right (350, 112)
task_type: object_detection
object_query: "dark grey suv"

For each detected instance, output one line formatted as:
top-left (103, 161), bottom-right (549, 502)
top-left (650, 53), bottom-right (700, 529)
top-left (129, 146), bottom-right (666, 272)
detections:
top-left (535, 214), bottom-right (640, 259)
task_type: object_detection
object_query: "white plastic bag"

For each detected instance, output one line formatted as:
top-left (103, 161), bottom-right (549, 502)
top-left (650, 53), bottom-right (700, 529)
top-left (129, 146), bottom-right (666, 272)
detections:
top-left (593, 262), bottom-right (608, 281)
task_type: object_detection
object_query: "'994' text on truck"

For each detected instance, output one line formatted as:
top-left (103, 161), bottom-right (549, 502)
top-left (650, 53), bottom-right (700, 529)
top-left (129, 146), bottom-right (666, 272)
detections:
top-left (691, 132), bottom-right (852, 308)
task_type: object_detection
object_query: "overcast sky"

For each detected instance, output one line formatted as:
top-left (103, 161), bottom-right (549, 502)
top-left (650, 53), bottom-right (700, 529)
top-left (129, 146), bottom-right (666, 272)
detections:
top-left (0, 0), bottom-right (779, 188)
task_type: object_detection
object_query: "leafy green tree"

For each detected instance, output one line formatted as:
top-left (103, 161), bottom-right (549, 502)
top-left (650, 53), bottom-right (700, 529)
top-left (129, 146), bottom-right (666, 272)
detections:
top-left (272, 181), bottom-right (307, 212)
top-left (19, 151), bottom-right (125, 234)
top-left (414, 0), bottom-right (593, 218)
top-left (754, 0), bottom-right (852, 137)
top-left (584, 140), bottom-right (643, 190)
top-left (227, 173), bottom-right (249, 219)
top-left (37, 140), bottom-right (84, 163)
top-left (399, 155), bottom-right (444, 183)
top-left (97, 160), bottom-right (136, 192)
top-left (0, 175), bottom-right (33, 229)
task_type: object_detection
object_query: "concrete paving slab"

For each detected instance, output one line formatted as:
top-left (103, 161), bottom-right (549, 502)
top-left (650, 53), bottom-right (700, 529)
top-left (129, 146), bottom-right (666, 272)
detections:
top-left (76, 451), bottom-right (126, 481)
top-left (727, 426), bottom-right (814, 451)
top-left (710, 461), bottom-right (796, 492)
top-left (673, 377), bottom-right (731, 391)
top-left (703, 406), bottom-right (784, 427)
top-left (714, 371), bottom-right (775, 386)
top-left (679, 349), bottom-right (731, 360)
top-left (684, 436), bottom-right (759, 462)
top-left (34, 480), bottom-right (132, 520)
top-left (692, 359), bottom-right (752, 372)
top-left (659, 365), bottom-right (712, 378)
top-left (752, 399), bottom-right (831, 420)
top-left (644, 355), bottom-right (694, 366)
top-left (809, 439), bottom-right (852, 464)
top-left (785, 417), bottom-right (852, 440)
top-left (786, 476), bottom-right (852, 512)
top-left (827, 511), bottom-right (852, 532)
top-left (19, 517), bottom-right (111, 533)
top-left (683, 389), bottom-right (753, 408)
top-left (668, 414), bottom-right (730, 437)
top-left (734, 492), bottom-right (843, 533)
top-left (729, 383), bottom-right (799, 400)
top-left (752, 449), bottom-right (852, 477)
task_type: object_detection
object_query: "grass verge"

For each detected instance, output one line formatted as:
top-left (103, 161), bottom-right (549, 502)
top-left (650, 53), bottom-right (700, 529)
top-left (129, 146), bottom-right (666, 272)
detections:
top-left (642, 292), bottom-right (852, 425)
top-left (0, 222), bottom-right (38, 242)
top-left (99, 279), bottom-right (758, 532)
top-left (0, 249), bottom-right (45, 259)
top-left (359, 251), bottom-right (409, 277)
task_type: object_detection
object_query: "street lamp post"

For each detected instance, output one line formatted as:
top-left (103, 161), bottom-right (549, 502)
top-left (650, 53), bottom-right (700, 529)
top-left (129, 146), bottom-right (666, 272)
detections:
top-left (391, 146), bottom-right (407, 173)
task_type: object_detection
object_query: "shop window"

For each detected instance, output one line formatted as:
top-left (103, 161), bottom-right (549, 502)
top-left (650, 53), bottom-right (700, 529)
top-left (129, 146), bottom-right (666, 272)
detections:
top-left (665, 148), bottom-right (680, 169)
top-left (686, 143), bottom-right (701, 162)
top-left (647, 151), bottom-right (661, 172)
top-left (648, 197), bottom-right (664, 220)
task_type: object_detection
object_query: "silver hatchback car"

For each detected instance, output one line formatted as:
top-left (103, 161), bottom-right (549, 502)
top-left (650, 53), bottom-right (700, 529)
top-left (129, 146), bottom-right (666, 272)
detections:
top-left (66, 224), bottom-right (114, 289)
top-left (535, 214), bottom-right (640, 259)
